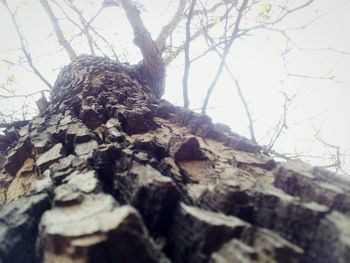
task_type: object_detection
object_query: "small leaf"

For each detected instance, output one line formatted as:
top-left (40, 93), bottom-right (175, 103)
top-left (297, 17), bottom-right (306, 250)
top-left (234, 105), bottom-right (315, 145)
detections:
top-left (7, 74), bottom-right (15, 82)
top-left (260, 3), bottom-right (272, 14)
top-left (214, 17), bottom-right (221, 25)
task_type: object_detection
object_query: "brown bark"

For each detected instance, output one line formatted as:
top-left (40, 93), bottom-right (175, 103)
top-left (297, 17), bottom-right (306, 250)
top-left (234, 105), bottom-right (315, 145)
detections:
top-left (120, 0), bottom-right (165, 98)
top-left (0, 55), bottom-right (349, 263)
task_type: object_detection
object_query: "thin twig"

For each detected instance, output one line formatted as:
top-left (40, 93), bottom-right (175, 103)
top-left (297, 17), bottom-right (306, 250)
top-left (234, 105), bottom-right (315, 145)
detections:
top-left (2, 0), bottom-right (52, 89)
top-left (288, 72), bottom-right (350, 87)
top-left (39, 0), bottom-right (77, 61)
top-left (225, 67), bottom-right (256, 143)
top-left (51, 0), bottom-right (96, 56)
top-left (182, 0), bottom-right (197, 109)
top-left (163, 4), bottom-right (232, 66)
top-left (265, 92), bottom-right (295, 152)
top-left (156, 0), bottom-right (186, 52)
top-left (201, 0), bottom-right (249, 114)
top-left (0, 90), bottom-right (50, 99)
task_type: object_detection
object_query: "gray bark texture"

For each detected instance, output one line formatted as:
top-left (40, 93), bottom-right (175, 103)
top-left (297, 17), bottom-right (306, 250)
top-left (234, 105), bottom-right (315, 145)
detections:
top-left (0, 55), bottom-right (350, 263)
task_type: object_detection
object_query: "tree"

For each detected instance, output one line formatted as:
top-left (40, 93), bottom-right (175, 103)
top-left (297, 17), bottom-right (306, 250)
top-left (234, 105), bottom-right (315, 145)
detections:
top-left (1, 0), bottom-right (349, 174)
top-left (0, 1), bottom-right (350, 262)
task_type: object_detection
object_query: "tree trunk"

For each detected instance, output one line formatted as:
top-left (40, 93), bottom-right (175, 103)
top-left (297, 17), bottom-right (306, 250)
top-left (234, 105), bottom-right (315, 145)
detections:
top-left (0, 55), bottom-right (350, 263)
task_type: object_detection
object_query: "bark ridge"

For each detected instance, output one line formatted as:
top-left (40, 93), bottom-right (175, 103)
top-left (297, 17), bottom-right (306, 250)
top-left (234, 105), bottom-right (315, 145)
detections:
top-left (0, 55), bottom-right (349, 263)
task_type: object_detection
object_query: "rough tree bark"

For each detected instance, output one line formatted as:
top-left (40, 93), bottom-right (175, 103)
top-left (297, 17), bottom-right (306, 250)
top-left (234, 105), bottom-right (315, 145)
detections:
top-left (0, 55), bottom-right (350, 263)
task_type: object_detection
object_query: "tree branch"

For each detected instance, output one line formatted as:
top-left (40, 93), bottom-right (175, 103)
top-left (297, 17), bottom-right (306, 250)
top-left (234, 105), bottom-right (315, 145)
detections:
top-left (0, 120), bottom-right (29, 129)
top-left (2, 0), bottom-right (52, 90)
top-left (225, 66), bottom-right (256, 143)
top-left (288, 72), bottom-right (350, 87)
top-left (156, 0), bottom-right (186, 53)
top-left (265, 92), bottom-right (295, 152)
top-left (182, 0), bottom-right (197, 109)
top-left (0, 90), bottom-right (50, 99)
top-left (201, 0), bottom-right (249, 114)
top-left (163, 6), bottom-right (232, 66)
top-left (51, 0), bottom-right (96, 56)
top-left (39, 0), bottom-right (77, 61)
top-left (120, 0), bottom-right (165, 98)
top-left (240, 0), bottom-right (315, 33)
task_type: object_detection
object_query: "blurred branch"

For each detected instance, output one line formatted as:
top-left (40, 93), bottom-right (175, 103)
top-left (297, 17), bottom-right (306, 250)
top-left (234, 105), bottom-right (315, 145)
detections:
top-left (65, 2), bottom-right (119, 60)
top-left (120, 0), bottom-right (165, 97)
top-left (39, 0), bottom-right (77, 61)
top-left (198, 3), bottom-right (256, 142)
top-left (66, 5), bottom-right (105, 49)
top-left (2, 0), bottom-right (52, 90)
top-left (288, 72), bottom-right (350, 87)
top-left (265, 92), bottom-right (295, 152)
top-left (60, 0), bottom-right (121, 60)
top-left (201, 0), bottom-right (249, 114)
top-left (0, 90), bottom-right (50, 99)
top-left (0, 120), bottom-right (29, 129)
top-left (314, 128), bottom-right (347, 174)
top-left (156, 0), bottom-right (186, 53)
top-left (0, 59), bottom-right (15, 65)
top-left (182, 0), bottom-right (197, 109)
top-left (225, 67), bottom-right (256, 143)
top-left (241, 0), bottom-right (315, 33)
top-left (163, 1), bottom-right (232, 66)
top-left (51, 0), bottom-right (96, 56)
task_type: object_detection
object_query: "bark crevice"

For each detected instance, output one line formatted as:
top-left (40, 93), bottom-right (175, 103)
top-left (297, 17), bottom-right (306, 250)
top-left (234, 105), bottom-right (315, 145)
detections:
top-left (0, 55), bottom-right (349, 262)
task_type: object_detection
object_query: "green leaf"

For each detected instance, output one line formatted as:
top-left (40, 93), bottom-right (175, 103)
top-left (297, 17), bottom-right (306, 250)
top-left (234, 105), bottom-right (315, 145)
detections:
top-left (7, 74), bottom-right (15, 82)
top-left (260, 3), bottom-right (272, 14)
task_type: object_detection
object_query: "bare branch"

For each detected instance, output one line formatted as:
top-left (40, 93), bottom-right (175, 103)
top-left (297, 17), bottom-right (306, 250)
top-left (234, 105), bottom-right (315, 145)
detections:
top-left (156, 0), bottom-right (186, 53)
top-left (288, 72), bottom-right (350, 87)
top-left (182, 0), bottom-right (197, 109)
top-left (225, 67), bottom-right (256, 143)
top-left (0, 120), bottom-right (29, 129)
top-left (163, 4), bottom-right (233, 66)
top-left (68, 6), bottom-right (104, 40)
top-left (61, 2), bottom-right (119, 60)
top-left (120, 0), bottom-right (165, 97)
top-left (51, 0), bottom-right (96, 56)
top-left (265, 92), bottom-right (295, 152)
top-left (241, 0), bottom-right (315, 33)
top-left (0, 90), bottom-right (50, 99)
top-left (2, 0), bottom-right (52, 90)
top-left (39, 0), bottom-right (77, 61)
top-left (198, 9), bottom-right (256, 143)
top-left (314, 128), bottom-right (346, 174)
top-left (201, 0), bottom-right (249, 114)
top-left (0, 59), bottom-right (15, 65)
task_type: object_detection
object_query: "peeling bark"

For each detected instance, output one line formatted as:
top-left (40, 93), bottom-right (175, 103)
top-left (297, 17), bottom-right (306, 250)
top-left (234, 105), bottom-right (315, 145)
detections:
top-left (0, 55), bottom-right (349, 262)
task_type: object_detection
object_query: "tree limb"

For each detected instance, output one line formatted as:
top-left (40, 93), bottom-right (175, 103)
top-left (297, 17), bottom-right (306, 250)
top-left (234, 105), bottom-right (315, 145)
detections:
top-left (0, 90), bottom-right (50, 99)
top-left (51, 0), bottom-right (96, 56)
top-left (182, 0), bottom-right (197, 109)
top-left (0, 120), bottom-right (29, 129)
top-left (201, 0), bottom-right (249, 114)
top-left (225, 66), bottom-right (256, 143)
top-left (120, 0), bottom-right (165, 98)
top-left (156, 0), bottom-right (186, 53)
top-left (39, 0), bottom-right (77, 61)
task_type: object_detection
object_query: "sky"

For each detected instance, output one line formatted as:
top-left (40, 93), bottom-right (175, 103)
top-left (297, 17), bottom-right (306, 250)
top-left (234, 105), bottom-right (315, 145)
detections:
top-left (0, 0), bottom-right (350, 174)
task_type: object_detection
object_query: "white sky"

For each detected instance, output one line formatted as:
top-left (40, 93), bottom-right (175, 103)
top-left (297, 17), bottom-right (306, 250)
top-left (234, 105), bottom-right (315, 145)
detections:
top-left (0, 0), bottom-right (350, 173)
